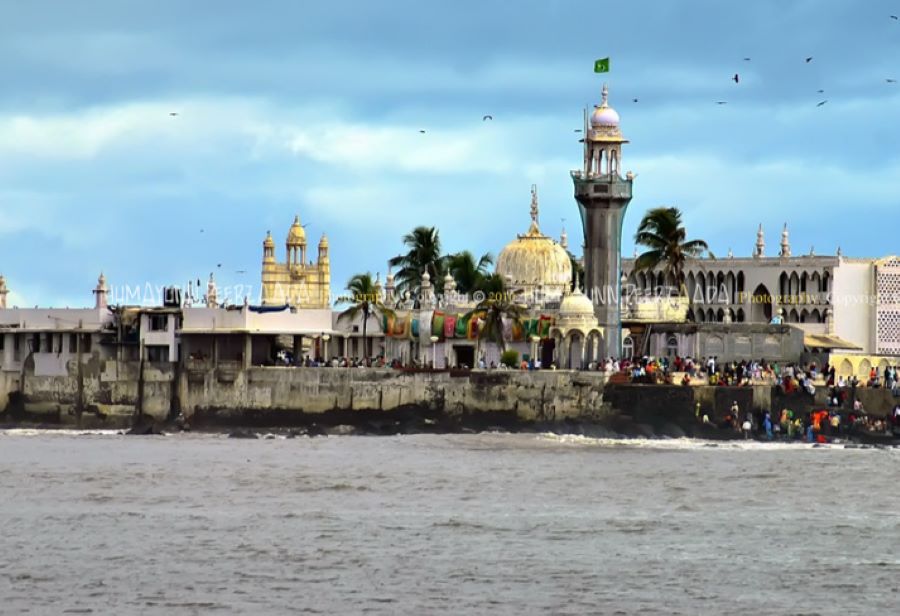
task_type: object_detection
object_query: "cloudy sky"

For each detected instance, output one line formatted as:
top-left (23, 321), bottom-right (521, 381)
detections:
top-left (2, 0), bottom-right (899, 306)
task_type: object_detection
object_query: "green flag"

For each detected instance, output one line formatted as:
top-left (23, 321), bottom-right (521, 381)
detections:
top-left (594, 57), bottom-right (610, 73)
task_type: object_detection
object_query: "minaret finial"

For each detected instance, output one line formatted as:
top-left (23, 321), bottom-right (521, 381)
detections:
top-left (601, 83), bottom-right (609, 107)
top-left (754, 223), bottom-right (765, 258)
top-left (530, 184), bottom-right (539, 225)
top-left (780, 223), bottom-right (791, 257)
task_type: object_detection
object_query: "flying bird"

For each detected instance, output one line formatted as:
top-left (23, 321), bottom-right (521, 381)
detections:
top-left (891, 15), bottom-right (898, 20)
top-left (816, 100), bottom-right (827, 107)
top-left (732, 73), bottom-right (739, 83)
top-left (169, 112), bottom-right (178, 116)
top-left (482, 115), bottom-right (493, 121)
top-left (236, 270), bottom-right (247, 274)
top-left (199, 229), bottom-right (204, 233)
top-left (817, 89), bottom-right (825, 93)
top-left (632, 98), bottom-right (638, 103)
top-left (743, 57), bottom-right (751, 61)
top-left (419, 129), bottom-right (426, 134)
top-left (217, 263), bottom-right (222, 268)
top-left (715, 101), bottom-right (728, 105)
top-left (574, 128), bottom-right (583, 133)
top-left (887, 79), bottom-right (897, 83)
top-left (805, 57), bottom-right (813, 63)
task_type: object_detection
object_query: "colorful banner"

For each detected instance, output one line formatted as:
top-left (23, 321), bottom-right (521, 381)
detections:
top-left (431, 311), bottom-right (445, 338)
top-left (455, 313), bottom-right (469, 338)
top-left (444, 314), bottom-right (457, 339)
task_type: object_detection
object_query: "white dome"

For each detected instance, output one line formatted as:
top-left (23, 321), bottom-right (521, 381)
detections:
top-left (591, 105), bottom-right (620, 128)
top-left (559, 288), bottom-right (595, 318)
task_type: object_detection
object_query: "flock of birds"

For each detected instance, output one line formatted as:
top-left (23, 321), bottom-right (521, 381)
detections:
top-left (167, 15), bottom-right (899, 277)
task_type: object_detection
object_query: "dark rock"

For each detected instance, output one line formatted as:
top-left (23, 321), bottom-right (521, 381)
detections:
top-left (306, 424), bottom-right (328, 438)
top-left (126, 423), bottom-right (165, 436)
top-left (657, 422), bottom-right (687, 439)
top-left (228, 429), bottom-right (258, 439)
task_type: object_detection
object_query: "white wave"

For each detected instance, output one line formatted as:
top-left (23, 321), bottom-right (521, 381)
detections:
top-left (0, 428), bottom-right (124, 437)
top-left (536, 433), bottom-right (865, 451)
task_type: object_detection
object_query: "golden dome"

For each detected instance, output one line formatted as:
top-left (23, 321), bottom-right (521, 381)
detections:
top-left (287, 215), bottom-right (306, 245)
top-left (318, 234), bottom-right (329, 249)
top-left (495, 185), bottom-right (572, 295)
top-left (263, 231), bottom-right (275, 248)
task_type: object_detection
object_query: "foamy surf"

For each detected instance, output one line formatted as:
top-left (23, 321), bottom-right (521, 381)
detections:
top-left (536, 433), bottom-right (872, 451)
top-left (0, 428), bottom-right (124, 437)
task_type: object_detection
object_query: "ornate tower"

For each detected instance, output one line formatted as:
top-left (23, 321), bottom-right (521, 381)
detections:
top-left (780, 223), bottom-right (791, 258)
top-left (572, 83), bottom-right (633, 357)
top-left (93, 272), bottom-right (108, 310)
top-left (0, 275), bottom-right (8, 309)
top-left (753, 224), bottom-right (765, 258)
top-left (260, 215), bottom-right (331, 308)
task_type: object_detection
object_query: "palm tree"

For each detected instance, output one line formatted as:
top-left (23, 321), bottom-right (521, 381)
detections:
top-left (335, 273), bottom-right (394, 360)
top-left (634, 207), bottom-right (711, 294)
top-left (465, 282), bottom-right (526, 356)
top-left (389, 226), bottom-right (446, 295)
top-left (446, 251), bottom-right (493, 295)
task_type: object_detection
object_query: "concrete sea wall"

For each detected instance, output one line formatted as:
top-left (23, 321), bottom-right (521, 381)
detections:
top-left (0, 365), bottom-right (612, 428)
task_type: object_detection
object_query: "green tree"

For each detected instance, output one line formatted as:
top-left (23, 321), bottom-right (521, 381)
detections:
top-left (633, 207), bottom-right (711, 293)
top-left (335, 273), bottom-right (394, 360)
top-left (389, 226), bottom-right (446, 295)
top-left (465, 281), bottom-right (526, 356)
top-left (446, 250), bottom-right (494, 295)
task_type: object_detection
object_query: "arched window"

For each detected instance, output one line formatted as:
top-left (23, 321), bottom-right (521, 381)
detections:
top-left (622, 336), bottom-right (635, 359)
top-left (666, 336), bottom-right (679, 357)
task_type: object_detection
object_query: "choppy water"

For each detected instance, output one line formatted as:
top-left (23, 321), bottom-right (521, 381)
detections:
top-left (1, 431), bottom-right (898, 615)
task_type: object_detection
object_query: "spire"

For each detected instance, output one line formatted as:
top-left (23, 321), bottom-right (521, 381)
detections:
top-left (93, 272), bottom-right (108, 310)
top-left (754, 224), bottom-right (765, 258)
top-left (385, 266), bottom-right (395, 303)
top-left (836, 246), bottom-right (842, 258)
top-left (780, 223), bottom-right (791, 257)
top-left (727, 247), bottom-right (734, 259)
top-left (0, 274), bottom-right (8, 309)
top-left (206, 273), bottom-right (218, 308)
top-left (601, 82), bottom-right (609, 108)
top-left (529, 184), bottom-right (540, 232)
top-left (560, 220), bottom-right (568, 250)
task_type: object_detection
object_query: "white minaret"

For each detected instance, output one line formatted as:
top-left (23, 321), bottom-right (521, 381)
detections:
top-left (420, 270), bottom-right (434, 309)
top-left (0, 275), bottom-right (8, 309)
top-left (560, 226), bottom-right (569, 251)
top-left (206, 273), bottom-right (218, 308)
top-left (753, 224), bottom-right (765, 258)
top-left (93, 272), bottom-right (108, 310)
top-left (780, 223), bottom-right (791, 257)
top-left (374, 272), bottom-right (383, 302)
top-left (385, 267), bottom-right (396, 305)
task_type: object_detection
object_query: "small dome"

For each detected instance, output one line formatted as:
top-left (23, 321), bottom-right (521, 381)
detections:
top-left (287, 215), bottom-right (306, 245)
top-left (591, 105), bottom-right (620, 128)
top-left (318, 234), bottom-right (328, 248)
top-left (559, 287), bottom-right (595, 318)
top-left (422, 271), bottom-right (431, 283)
top-left (263, 231), bottom-right (275, 248)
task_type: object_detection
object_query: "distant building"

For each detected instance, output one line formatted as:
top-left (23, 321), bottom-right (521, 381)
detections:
top-left (622, 226), bottom-right (900, 358)
top-left (260, 215), bottom-right (330, 308)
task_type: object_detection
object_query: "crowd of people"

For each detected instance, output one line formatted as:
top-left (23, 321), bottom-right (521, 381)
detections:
top-left (701, 399), bottom-right (900, 441)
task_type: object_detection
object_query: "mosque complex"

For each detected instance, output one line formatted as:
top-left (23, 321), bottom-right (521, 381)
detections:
top-left (1, 84), bottom-right (899, 384)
